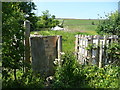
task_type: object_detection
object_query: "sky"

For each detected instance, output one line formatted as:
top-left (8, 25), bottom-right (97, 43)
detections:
top-left (33, 1), bottom-right (119, 19)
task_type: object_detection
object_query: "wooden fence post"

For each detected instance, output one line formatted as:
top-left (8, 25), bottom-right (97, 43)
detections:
top-left (94, 35), bottom-right (99, 66)
top-left (24, 20), bottom-right (30, 71)
top-left (79, 35), bottom-right (83, 64)
top-left (84, 35), bottom-right (88, 65)
top-left (78, 35), bottom-right (81, 63)
top-left (99, 41), bottom-right (103, 68)
top-left (87, 35), bottom-right (93, 65)
top-left (103, 35), bottom-right (107, 66)
top-left (110, 35), bottom-right (114, 63)
top-left (57, 35), bottom-right (62, 66)
top-left (75, 35), bottom-right (79, 59)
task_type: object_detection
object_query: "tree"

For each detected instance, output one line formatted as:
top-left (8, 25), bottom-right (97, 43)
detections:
top-left (19, 2), bottom-right (38, 31)
top-left (2, 2), bottom-right (37, 82)
top-left (96, 11), bottom-right (120, 36)
top-left (2, 2), bottom-right (46, 88)
top-left (36, 10), bottom-right (59, 30)
top-left (2, 2), bottom-right (25, 81)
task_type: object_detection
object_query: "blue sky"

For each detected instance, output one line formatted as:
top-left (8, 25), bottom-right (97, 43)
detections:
top-left (33, 1), bottom-right (118, 19)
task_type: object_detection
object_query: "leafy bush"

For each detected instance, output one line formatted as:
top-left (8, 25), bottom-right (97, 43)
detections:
top-left (2, 69), bottom-right (44, 89)
top-left (91, 21), bottom-right (95, 25)
top-left (2, 2), bottom-right (25, 81)
top-left (52, 53), bottom-right (88, 88)
top-left (84, 65), bottom-right (120, 88)
top-left (97, 11), bottom-right (120, 36)
top-left (107, 42), bottom-right (120, 65)
top-left (52, 53), bottom-right (120, 88)
top-left (2, 3), bottom-right (43, 89)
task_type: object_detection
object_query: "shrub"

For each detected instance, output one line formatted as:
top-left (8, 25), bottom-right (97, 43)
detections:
top-left (2, 69), bottom-right (45, 89)
top-left (83, 65), bottom-right (120, 88)
top-left (92, 21), bottom-right (95, 25)
top-left (52, 53), bottom-right (120, 88)
top-left (96, 11), bottom-right (120, 36)
top-left (52, 52), bottom-right (88, 88)
top-left (107, 42), bottom-right (120, 65)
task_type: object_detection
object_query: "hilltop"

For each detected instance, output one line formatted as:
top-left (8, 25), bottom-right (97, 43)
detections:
top-left (57, 18), bottom-right (100, 35)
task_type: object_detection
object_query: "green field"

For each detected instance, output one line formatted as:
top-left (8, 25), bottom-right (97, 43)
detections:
top-left (58, 19), bottom-right (100, 35)
top-left (64, 19), bottom-right (99, 25)
top-left (31, 31), bottom-right (91, 52)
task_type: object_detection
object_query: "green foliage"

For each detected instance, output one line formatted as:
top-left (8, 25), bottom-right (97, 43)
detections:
top-left (83, 65), bottom-right (120, 88)
top-left (91, 21), bottom-right (95, 25)
top-left (52, 53), bottom-right (87, 88)
top-left (2, 2), bottom-right (38, 89)
top-left (52, 53), bottom-right (120, 88)
top-left (86, 43), bottom-right (97, 50)
top-left (36, 10), bottom-right (59, 30)
top-left (2, 2), bottom-right (25, 81)
top-left (107, 42), bottom-right (120, 64)
top-left (97, 11), bottom-right (120, 35)
top-left (19, 2), bottom-right (36, 15)
top-left (19, 2), bottom-right (38, 31)
top-left (2, 69), bottom-right (44, 88)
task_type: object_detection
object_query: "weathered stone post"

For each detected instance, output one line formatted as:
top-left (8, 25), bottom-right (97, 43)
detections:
top-left (24, 20), bottom-right (30, 71)
top-left (57, 35), bottom-right (62, 66)
top-left (30, 35), bottom-right (59, 76)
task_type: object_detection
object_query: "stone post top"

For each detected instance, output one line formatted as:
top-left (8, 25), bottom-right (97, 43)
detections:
top-left (25, 20), bottom-right (30, 23)
top-left (30, 35), bottom-right (61, 38)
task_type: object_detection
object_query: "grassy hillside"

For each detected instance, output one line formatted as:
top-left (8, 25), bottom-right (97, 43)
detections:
top-left (58, 19), bottom-right (100, 35)
top-left (64, 19), bottom-right (99, 25)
